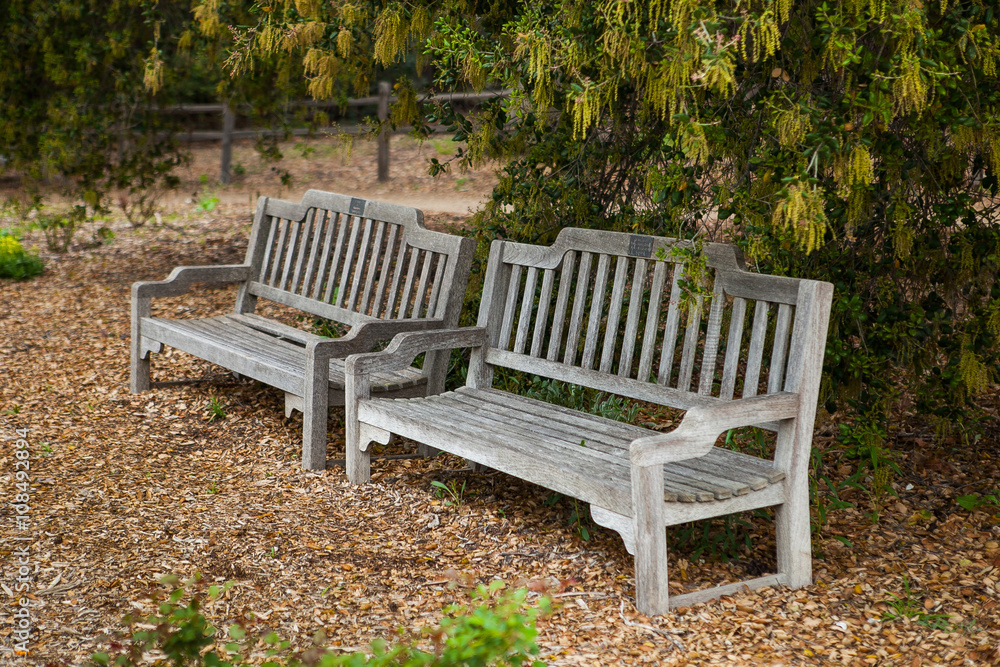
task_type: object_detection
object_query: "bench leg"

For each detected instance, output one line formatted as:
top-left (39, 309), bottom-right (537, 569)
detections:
top-left (345, 373), bottom-right (372, 484)
top-left (131, 345), bottom-right (151, 394)
top-left (130, 338), bottom-right (161, 394)
top-left (632, 464), bottom-right (670, 615)
top-left (302, 351), bottom-right (329, 471)
top-left (776, 472), bottom-right (812, 589)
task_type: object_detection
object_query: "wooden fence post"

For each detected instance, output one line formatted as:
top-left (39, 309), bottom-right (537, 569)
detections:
top-left (377, 81), bottom-right (390, 182)
top-left (219, 102), bottom-right (235, 185)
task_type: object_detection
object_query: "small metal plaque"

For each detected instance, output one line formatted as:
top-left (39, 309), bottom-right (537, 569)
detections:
top-left (349, 197), bottom-right (366, 216)
top-left (628, 235), bottom-right (654, 258)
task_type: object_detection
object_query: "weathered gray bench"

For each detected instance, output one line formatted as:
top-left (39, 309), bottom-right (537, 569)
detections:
top-left (131, 189), bottom-right (474, 469)
top-left (344, 228), bottom-right (832, 614)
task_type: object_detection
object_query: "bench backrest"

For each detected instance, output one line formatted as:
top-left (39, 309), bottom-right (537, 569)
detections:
top-left (473, 229), bottom-right (832, 425)
top-left (236, 190), bottom-right (473, 330)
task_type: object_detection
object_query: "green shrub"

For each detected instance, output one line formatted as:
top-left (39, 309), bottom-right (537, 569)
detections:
top-left (0, 232), bottom-right (43, 280)
top-left (37, 206), bottom-right (86, 253)
top-left (93, 576), bottom-right (548, 667)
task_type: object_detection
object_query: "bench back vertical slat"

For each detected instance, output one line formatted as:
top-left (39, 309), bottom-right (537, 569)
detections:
top-left (657, 263), bottom-right (684, 385)
top-left (321, 212), bottom-right (348, 303)
top-left (269, 218), bottom-right (290, 286)
top-left (582, 253), bottom-right (612, 370)
top-left (334, 216), bottom-right (363, 307)
top-left (383, 236), bottom-right (408, 317)
top-left (676, 294), bottom-right (704, 391)
top-left (742, 301), bottom-right (771, 398)
top-left (719, 296), bottom-right (748, 400)
top-left (547, 252), bottom-right (576, 362)
top-left (498, 264), bottom-right (523, 348)
top-left (413, 251), bottom-right (435, 317)
top-left (768, 303), bottom-right (793, 393)
top-left (600, 256), bottom-right (630, 374)
top-left (513, 267), bottom-right (539, 354)
top-left (531, 268), bottom-right (556, 357)
top-left (301, 209), bottom-right (326, 297)
top-left (343, 218), bottom-right (373, 309)
top-left (697, 283), bottom-right (727, 395)
top-left (426, 254), bottom-right (448, 317)
top-left (289, 208), bottom-right (315, 293)
top-left (617, 258), bottom-right (648, 377)
top-left (636, 260), bottom-right (668, 382)
top-left (372, 224), bottom-right (401, 317)
top-left (564, 252), bottom-right (593, 365)
top-left (397, 248), bottom-right (421, 318)
top-left (358, 220), bottom-right (386, 313)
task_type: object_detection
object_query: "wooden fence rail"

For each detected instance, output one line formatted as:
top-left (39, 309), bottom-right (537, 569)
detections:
top-left (155, 85), bottom-right (510, 184)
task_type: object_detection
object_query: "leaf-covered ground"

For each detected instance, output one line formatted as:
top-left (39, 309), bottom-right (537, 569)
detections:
top-left (1, 139), bottom-right (999, 666)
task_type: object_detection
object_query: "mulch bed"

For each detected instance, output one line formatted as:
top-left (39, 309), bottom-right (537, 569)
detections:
top-left (1, 186), bottom-right (999, 665)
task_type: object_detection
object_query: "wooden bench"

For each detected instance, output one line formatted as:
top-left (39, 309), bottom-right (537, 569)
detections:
top-left (344, 228), bottom-right (832, 614)
top-left (131, 189), bottom-right (474, 469)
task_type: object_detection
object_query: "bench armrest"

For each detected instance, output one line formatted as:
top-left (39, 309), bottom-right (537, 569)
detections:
top-left (132, 265), bottom-right (252, 300)
top-left (345, 327), bottom-right (488, 377)
top-left (629, 392), bottom-right (800, 467)
top-left (305, 318), bottom-right (446, 360)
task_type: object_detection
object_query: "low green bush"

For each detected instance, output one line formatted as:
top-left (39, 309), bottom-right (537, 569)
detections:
top-left (0, 232), bottom-right (43, 280)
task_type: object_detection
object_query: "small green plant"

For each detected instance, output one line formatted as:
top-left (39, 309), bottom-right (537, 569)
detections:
top-left (93, 575), bottom-right (548, 667)
top-left (197, 193), bottom-right (219, 212)
top-left (92, 226), bottom-right (115, 246)
top-left (957, 490), bottom-right (1000, 514)
top-left (205, 397), bottom-right (226, 422)
top-left (294, 142), bottom-right (316, 158)
top-left (881, 576), bottom-right (952, 630)
top-left (431, 478), bottom-right (467, 506)
top-left (569, 499), bottom-right (591, 541)
top-left (0, 233), bottom-right (44, 280)
top-left (3, 404), bottom-right (21, 415)
top-left (37, 206), bottom-right (86, 252)
top-left (231, 162), bottom-right (246, 177)
top-left (41, 442), bottom-right (53, 456)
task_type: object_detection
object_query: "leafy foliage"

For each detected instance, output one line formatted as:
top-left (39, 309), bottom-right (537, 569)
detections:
top-left (197, 0), bottom-right (1000, 437)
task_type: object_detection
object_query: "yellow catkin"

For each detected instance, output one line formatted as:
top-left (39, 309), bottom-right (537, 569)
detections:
top-left (374, 6), bottom-right (408, 66)
top-left (959, 344), bottom-right (990, 395)
top-left (303, 48), bottom-right (338, 99)
top-left (774, 106), bottom-right (810, 146)
top-left (891, 200), bottom-right (914, 259)
top-left (294, 0), bottom-right (320, 19)
top-left (893, 53), bottom-right (928, 116)
top-left (143, 48), bottom-right (164, 94)
top-left (390, 83), bottom-right (419, 126)
top-left (771, 183), bottom-right (828, 253)
top-left (336, 28), bottom-right (353, 58)
top-left (849, 145), bottom-right (874, 186)
top-left (193, 0), bottom-right (224, 38)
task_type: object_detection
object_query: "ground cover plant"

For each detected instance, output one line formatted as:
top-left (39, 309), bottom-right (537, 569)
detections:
top-left (0, 140), bottom-right (998, 665)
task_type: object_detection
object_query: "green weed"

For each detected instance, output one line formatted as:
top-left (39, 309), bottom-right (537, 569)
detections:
top-left (881, 576), bottom-right (952, 630)
top-left (205, 396), bottom-right (226, 422)
top-left (431, 479), bottom-right (467, 506)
